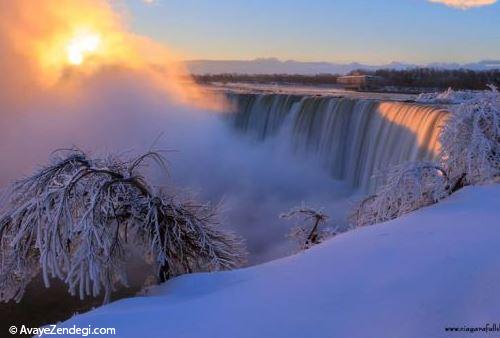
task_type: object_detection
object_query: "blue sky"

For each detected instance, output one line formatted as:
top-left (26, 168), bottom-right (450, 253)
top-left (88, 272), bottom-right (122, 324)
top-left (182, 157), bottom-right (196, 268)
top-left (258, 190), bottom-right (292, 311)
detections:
top-left (123, 0), bottom-right (500, 64)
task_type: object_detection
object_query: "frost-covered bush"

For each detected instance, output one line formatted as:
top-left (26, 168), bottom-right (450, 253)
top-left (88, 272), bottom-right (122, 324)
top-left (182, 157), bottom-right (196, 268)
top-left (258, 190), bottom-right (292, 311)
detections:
top-left (0, 149), bottom-right (246, 303)
top-left (416, 87), bottom-right (479, 104)
top-left (352, 86), bottom-right (499, 227)
top-left (439, 85), bottom-right (500, 186)
top-left (351, 162), bottom-right (449, 227)
top-left (281, 205), bottom-right (334, 251)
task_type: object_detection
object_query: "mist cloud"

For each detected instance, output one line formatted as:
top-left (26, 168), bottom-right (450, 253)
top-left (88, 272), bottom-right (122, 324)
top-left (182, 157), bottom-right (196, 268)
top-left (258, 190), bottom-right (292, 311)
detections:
top-left (0, 0), bottom-right (355, 263)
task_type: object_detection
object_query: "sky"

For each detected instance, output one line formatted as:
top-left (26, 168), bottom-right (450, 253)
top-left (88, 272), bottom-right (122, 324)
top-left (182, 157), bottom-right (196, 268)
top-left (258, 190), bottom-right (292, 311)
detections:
top-left (123, 0), bottom-right (500, 64)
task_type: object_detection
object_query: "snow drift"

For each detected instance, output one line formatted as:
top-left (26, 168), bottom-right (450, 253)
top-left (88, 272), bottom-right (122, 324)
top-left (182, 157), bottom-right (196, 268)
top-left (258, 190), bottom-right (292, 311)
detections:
top-left (54, 184), bottom-right (500, 338)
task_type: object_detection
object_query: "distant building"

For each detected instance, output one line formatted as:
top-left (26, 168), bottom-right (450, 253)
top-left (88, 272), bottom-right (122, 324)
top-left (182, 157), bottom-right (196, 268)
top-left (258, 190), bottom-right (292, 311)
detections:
top-left (337, 75), bottom-right (384, 90)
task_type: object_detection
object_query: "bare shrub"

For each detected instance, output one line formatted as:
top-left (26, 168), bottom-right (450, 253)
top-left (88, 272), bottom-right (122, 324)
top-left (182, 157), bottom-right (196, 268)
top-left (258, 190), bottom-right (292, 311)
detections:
top-left (281, 205), bottom-right (334, 251)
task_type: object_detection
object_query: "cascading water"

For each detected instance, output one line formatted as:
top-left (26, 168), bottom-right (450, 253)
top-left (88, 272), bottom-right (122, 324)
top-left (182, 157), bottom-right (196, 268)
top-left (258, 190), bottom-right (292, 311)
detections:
top-left (228, 93), bottom-right (448, 192)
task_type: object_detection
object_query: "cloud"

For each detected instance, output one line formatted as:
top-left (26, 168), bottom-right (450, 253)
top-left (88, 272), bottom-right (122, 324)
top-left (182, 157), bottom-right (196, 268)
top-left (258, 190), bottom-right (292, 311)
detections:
top-left (428, 0), bottom-right (497, 9)
top-left (143, 0), bottom-right (155, 4)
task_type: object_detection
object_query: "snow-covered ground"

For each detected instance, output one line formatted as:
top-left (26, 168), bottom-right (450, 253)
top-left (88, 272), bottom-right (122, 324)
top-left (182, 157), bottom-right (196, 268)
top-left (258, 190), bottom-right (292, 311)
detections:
top-left (55, 184), bottom-right (500, 338)
top-left (204, 82), bottom-right (418, 101)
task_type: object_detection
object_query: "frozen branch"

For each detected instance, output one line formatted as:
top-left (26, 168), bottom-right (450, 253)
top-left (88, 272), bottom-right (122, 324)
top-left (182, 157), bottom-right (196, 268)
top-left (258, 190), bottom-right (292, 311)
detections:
top-left (439, 85), bottom-right (500, 186)
top-left (0, 149), bottom-right (246, 304)
top-left (352, 86), bottom-right (499, 227)
top-left (281, 205), bottom-right (334, 251)
top-left (350, 162), bottom-right (449, 227)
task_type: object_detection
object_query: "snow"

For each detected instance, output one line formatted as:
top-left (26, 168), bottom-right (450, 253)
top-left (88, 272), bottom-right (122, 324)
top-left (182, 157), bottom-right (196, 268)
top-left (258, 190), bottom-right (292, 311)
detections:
top-left (204, 82), bottom-right (418, 101)
top-left (55, 184), bottom-right (500, 338)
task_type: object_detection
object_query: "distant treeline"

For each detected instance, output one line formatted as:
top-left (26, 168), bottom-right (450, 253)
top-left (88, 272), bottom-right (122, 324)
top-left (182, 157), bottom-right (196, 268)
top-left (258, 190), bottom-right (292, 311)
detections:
top-left (354, 68), bottom-right (500, 90)
top-left (193, 73), bottom-right (339, 86)
top-left (193, 69), bottom-right (500, 90)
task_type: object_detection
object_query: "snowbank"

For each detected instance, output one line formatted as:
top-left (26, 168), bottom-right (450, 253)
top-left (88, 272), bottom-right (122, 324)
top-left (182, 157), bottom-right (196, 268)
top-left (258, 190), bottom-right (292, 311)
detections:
top-left (55, 184), bottom-right (500, 338)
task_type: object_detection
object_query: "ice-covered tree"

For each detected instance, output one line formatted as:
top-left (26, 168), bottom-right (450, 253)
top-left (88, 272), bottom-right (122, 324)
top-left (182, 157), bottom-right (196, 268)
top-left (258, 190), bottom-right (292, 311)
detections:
top-left (439, 85), bottom-right (500, 187)
top-left (0, 149), bottom-right (246, 303)
top-left (352, 86), bottom-right (499, 227)
top-left (415, 87), bottom-right (478, 104)
top-left (350, 162), bottom-right (449, 227)
top-left (281, 205), bottom-right (333, 251)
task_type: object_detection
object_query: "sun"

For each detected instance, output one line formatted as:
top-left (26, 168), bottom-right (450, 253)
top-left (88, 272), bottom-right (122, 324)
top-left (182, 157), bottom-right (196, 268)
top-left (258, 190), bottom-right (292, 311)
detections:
top-left (66, 31), bottom-right (101, 65)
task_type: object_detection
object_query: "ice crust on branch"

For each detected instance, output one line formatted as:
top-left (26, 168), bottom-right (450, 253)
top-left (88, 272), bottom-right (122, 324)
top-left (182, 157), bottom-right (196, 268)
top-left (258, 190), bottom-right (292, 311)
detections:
top-left (0, 149), bottom-right (246, 303)
top-left (416, 87), bottom-right (479, 104)
top-left (350, 162), bottom-right (449, 227)
top-left (439, 85), bottom-right (500, 185)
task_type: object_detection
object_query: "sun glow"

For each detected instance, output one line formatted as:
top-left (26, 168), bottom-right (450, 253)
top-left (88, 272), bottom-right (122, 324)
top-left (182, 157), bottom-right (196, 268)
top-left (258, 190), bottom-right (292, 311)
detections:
top-left (0, 0), bottom-right (221, 109)
top-left (66, 32), bottom-right (101, 65)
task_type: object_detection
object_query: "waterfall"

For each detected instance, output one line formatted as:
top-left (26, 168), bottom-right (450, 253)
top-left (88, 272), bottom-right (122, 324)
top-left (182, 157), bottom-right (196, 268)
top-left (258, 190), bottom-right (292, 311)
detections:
top-left (227, 93), bottom-right (448, 192)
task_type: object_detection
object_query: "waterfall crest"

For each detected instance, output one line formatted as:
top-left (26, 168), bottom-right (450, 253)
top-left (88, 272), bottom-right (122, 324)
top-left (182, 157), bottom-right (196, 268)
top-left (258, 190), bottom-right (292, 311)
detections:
top-left (228, 93), bottom-right (448, 192)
